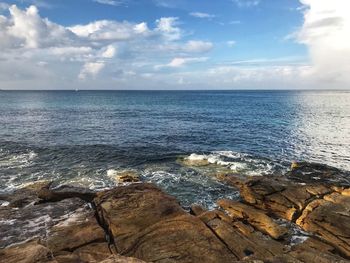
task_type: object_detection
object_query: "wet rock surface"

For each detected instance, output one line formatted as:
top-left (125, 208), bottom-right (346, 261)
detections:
top-left (0, 162), bottom-right (350, 262)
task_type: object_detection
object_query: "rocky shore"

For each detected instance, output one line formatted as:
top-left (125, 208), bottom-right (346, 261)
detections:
top-left (1, 162), bottom-right (350, 262)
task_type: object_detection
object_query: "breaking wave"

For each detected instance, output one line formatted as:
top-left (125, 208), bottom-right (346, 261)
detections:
top-left (185, 151), bottom-right (285, 176)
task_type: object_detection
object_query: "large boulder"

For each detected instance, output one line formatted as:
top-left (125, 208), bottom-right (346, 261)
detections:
top-left (94, 183), bottom-right (238, 263)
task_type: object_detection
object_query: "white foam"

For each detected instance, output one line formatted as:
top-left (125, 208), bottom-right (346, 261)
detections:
top-left (107, 169), bottom-right (118, 177)
top-left (1, 201), bottom-right (9, 207)
top-left (185, 151), bottom-right (277, 176)
top-left (187, 153), bottom-right (207, 161)
top-left (0, 151), bottom-right (37, 169)
top-left (0, 219), bottom-right (16, 225)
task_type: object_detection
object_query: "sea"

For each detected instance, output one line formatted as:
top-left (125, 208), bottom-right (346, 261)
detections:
top-left (0, 90), bottom-right (349, 209)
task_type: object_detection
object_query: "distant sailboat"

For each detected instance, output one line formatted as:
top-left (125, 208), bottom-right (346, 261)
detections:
top-left (75, 89), bottom-right (79, 92)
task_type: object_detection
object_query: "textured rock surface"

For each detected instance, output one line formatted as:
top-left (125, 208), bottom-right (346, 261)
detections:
top-left (107, 170), bottom-right (141, 184)
top-left (94, 183), bottom-right (238, 263)
top-left (1, 163), bottom-right (350, 263)
top-left (221, 167), bottom-right (350, 260)
top-left (218, 199), bottom-right (288, 239)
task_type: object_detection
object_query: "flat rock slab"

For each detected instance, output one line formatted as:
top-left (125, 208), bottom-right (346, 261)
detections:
top-left (218, 199), bottom-right (288, 239)
top-left (94, 183), bottom-right (238, 263)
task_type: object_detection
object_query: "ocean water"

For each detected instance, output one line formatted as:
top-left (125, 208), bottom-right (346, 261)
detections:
top-left (0, 90), bottom-right (349, 208)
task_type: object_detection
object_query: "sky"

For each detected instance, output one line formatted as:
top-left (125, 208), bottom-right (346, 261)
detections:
top-left (0, 0), bottom-right (349, 90)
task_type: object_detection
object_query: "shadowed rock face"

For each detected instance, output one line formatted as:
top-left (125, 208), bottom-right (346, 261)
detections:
top-left (1, 162), bottom-right (350, 263)
top-left (287, 162), bottom-right (350, 185)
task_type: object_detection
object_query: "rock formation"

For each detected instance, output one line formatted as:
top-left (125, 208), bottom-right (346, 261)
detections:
top-left (0, 162), bottom-right (349, 262)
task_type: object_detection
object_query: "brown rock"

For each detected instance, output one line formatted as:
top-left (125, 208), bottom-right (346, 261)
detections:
top-left (230, 177), bottom-right (334, 221)
top-left (197, 209), bottom-right (233, 224)
top-left (286, 162), bottom-right (350, 185)
top-left (46, 207), bottom-right (106, 253)
top-left (218, 199), bottom-right (288, 239)
top-left (100, 255), bottom-right (148, 263)
top-left (107, 170), bottom-right (141, 184)
top-left (232, 221), bottom-right (255, 236)
top-left (0, 240), bottom-right (52, 263)
top-left (190, 204), bottom-right (206, 216)
top-left (290, 238), bottom-right (347, 263)
top-left (296, 194), bottom-right (350, 258)
top-left (37, 185), bottom-right (96, 203)
top-left (205, 218), bottom-right (286, 260)
top-left (72, 242), bottom-right (111, 262)
top-left (0, 196), bottom-right (88, 248)
top-left (94, 183), bottom-right (238, 263)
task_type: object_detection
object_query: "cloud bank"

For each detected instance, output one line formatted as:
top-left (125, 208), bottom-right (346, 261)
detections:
top-left (0, 2), bottom-right (349, 90)
top-left (297, 0), bottom-right (350, 88)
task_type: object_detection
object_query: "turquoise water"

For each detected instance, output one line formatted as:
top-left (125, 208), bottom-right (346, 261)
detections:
top-left (0, 90), bottom-right (349, 208)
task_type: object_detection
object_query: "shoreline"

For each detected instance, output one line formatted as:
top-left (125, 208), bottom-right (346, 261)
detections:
top-left (0, 162), bottom-right (349, 262)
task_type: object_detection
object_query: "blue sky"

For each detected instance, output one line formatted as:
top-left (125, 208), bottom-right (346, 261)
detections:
top-left (0, 0), bottom-right (349, 89)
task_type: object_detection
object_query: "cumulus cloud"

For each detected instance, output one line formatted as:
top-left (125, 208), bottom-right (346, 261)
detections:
top-left (189, 12), bottom-right (215, 19)
top-left (0, 4), bottom-right (217, 88)
top-left (101, 45), bottom-right (117, 58)
top-left (297, 0), bottom-right (350, 88)
top-left (2, 2), bottom-right (347, 90)
top-left (79, 62), bottom-right (105, 79)
top-left (1, 5), bottom-right (74, 49)
top-left (69, 20), bottom-right (149, 41)
top-left (155, 17), bottom-right (181, 41)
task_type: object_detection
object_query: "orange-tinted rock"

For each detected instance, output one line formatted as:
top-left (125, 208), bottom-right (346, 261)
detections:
top-left (0, 240), bottom-right (52, 263)
top-left (296, 194), bottom-right (350, 258)
top-left (218, 199), bottom-right (288, 239)
top-left (94, 183), bottom-right (238, 263)
top-left (100, 255), bottom-right (149, 263)
top-left (46, 207), bottom-right (106, 253)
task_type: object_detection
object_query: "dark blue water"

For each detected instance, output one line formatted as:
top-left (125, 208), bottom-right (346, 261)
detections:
top-left (1, 90), bottom-right (349, 208)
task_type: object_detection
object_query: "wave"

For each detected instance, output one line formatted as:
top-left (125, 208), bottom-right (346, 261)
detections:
top-left (185, 151), bottom-right (283, 176)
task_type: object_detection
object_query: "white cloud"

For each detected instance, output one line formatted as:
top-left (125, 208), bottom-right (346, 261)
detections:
top-left (101, 45), bottom-right (117, 58)
top-left (2, 5), bottom-right (73, 49)
top-left (189, 12), bottom-right (215, 19)
top-left (93, 0), bottom-right (124, 6)
top-left (1, 2), bottom-right (348, 90)
top-left (232, 0), bottom-right (261, 8)
top-left (0, 5), bottom-right (219, 89)
top-left (156, 57), bottom-right (208, 69)
top-left (155, 17), bottom-right (181, 41)
top-left (133, 22), bottom-right (149, 34)
top-left (296, 0), bottom-right (350, 88)
top-left (79, 62), bottom-right (105, 79)
top-left (69, 20), bottom-right (149, 41)
top-left (183, 40), bottom-right (213, 53)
